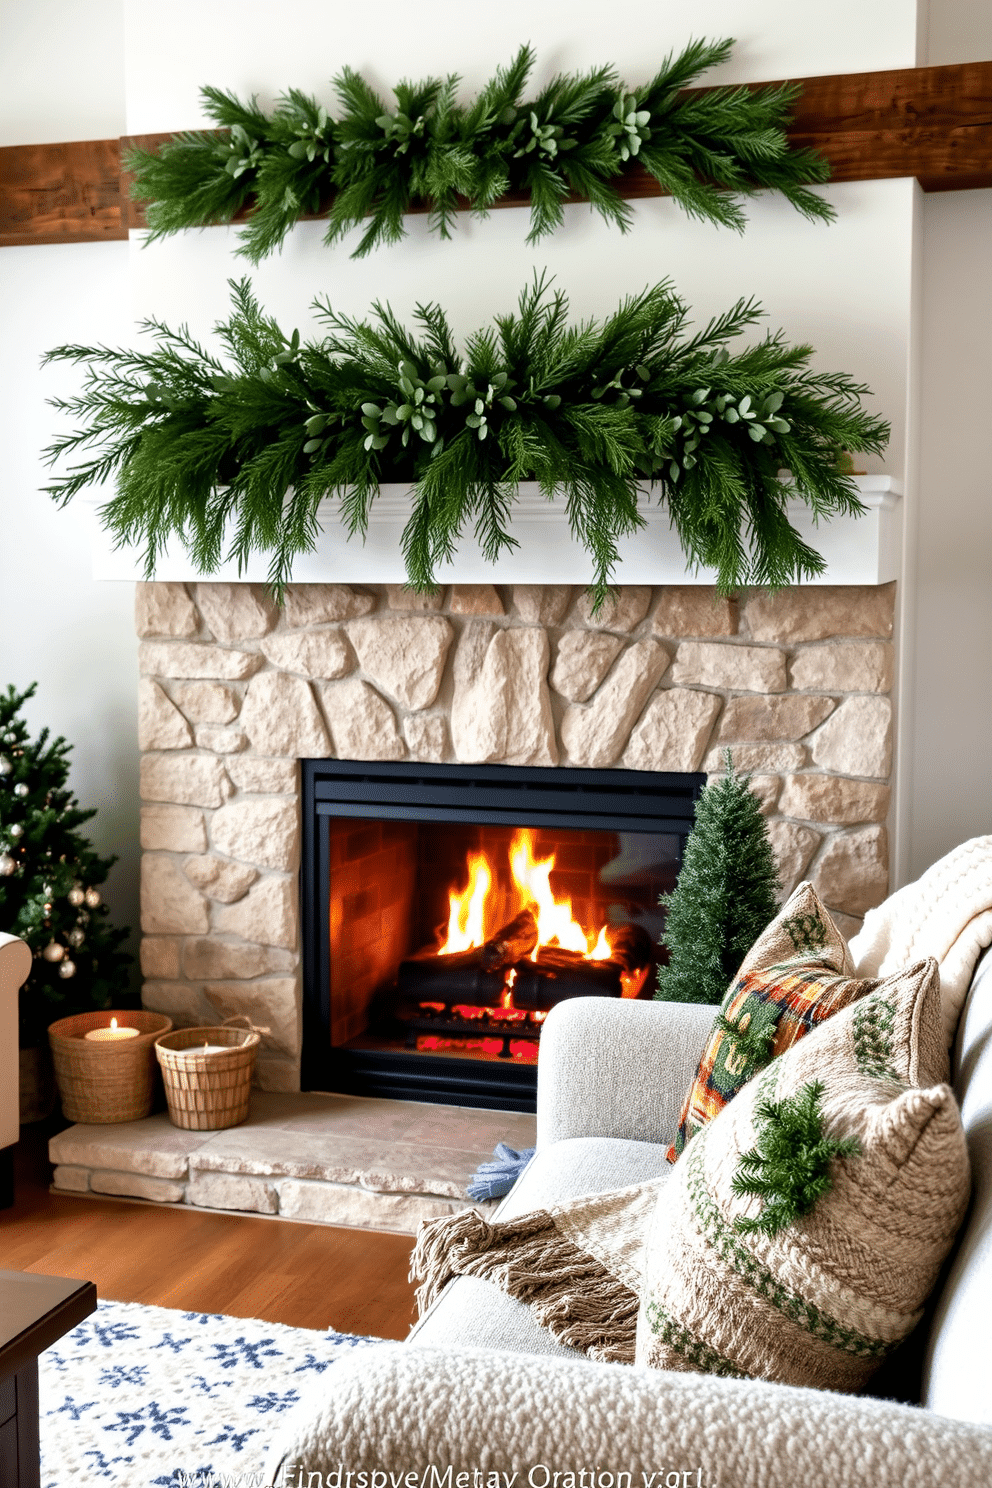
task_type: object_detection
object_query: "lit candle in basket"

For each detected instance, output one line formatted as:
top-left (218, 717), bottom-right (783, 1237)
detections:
top-left (174, 1038), bottom-right (228, 1058)
top-left (84, 1017), bottom-right (140, 1042)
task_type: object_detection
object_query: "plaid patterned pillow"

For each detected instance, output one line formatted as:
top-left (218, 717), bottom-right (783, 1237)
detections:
top-left (666, 882), bottom-right (873, 1162)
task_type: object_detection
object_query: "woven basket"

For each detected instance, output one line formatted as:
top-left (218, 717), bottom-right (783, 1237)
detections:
top-left (155, 1023), bottom-right (260, 1131)
top-left (48, 1010), bottom-right (174, 1124)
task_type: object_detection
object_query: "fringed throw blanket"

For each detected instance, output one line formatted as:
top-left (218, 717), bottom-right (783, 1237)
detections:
top-left (413, 1182), bottom-right (662, 1363)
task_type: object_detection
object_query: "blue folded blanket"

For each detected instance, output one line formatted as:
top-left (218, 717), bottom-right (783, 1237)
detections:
top-left (466, 1142), bottom-right (537, 1200)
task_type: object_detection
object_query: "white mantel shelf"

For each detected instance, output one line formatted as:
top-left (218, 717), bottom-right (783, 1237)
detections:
top-left (85, 475), bottom-right (902, 587)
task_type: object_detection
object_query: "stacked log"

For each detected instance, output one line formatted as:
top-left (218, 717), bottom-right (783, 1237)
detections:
top-left (397, 915), bottom-right (654, 1012)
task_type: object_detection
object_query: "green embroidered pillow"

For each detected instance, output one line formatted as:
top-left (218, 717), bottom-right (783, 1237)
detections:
top-left (638, 955), bottom-right (971, 1392)
top-left (667, 882), bottom-right (873, 1162)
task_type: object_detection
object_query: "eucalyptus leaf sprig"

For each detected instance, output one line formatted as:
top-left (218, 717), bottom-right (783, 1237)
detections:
top-left (126, 38), bottom-right (833, 262)
top-left (42, 275), bottom-right (888, 606)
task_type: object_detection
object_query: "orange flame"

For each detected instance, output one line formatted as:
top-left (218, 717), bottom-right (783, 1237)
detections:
top-left (509, 830), bottom-right (590, 956)
top-left (438, 852), bottom-right (491, 954)
top-left (587, 925), bottom-right (612, 960)
top-left (437, 829), bottom-right (613, 961)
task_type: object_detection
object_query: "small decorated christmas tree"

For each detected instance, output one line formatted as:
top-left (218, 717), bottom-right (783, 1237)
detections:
top-left (655, 752), bottom-right (780, 1005)
top-left (0, 684), bottom-right (132, 1045)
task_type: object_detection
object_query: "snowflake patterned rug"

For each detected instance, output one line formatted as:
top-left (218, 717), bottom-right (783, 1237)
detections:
top-left (39, 1297), bottom-right (385, 1488)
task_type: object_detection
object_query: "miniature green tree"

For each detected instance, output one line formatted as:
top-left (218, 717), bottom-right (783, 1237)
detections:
top-left (0, 684), bottom-right (132, 1045)
top-left (655, 752), bottom-right (779, 1005)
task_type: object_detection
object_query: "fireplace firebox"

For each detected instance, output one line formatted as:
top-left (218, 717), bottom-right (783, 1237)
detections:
top-left (301, 760), bottom-right (703, 1111)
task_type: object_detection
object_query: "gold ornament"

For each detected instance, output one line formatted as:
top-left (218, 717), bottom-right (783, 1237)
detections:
top-left (67, 887), bottom-right (85, 907)
top-left (67, 927), bottom-right (85, 947)
top-left (0, 853), bottom-right (15, 876)
top-left (84, 888), bottom-right (101, 909)
top-left (42, 941), bottom-right (65, 962)
top-left (58, 959), bottom-right (77, 979)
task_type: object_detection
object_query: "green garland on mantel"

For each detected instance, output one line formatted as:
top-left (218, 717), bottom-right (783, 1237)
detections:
top-left (126, 39), bottom-right (834, 261)
top-left (43, 275), bottom-right (888, 606)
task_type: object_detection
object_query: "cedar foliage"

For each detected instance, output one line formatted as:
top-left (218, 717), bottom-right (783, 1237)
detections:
top-left (43, 277), bottom-right (889, 606)
top-left (655, 753), bottom-right (780, 1005)
top-left (731, 1079), bottom-right (861, 1237)
top-left (0, 685), bottom-right (132, 1045)
top-left (125, 39), bottom-right (834, 261)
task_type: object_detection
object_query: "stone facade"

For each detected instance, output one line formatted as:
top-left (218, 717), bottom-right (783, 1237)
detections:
top-left (137, 580), bottom-right (897, 1086)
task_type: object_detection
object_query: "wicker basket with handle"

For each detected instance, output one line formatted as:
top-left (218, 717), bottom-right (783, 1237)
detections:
top-left (48, 1009), bottom-right (174, 1124)
top-left (154, 1020), bottom-right (261, 1131)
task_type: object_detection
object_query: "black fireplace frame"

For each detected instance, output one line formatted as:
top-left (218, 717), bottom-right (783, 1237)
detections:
top-left (300, 758), bottom-right (704, 1111)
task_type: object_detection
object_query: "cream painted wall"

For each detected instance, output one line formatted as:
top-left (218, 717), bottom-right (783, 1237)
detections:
top-left (904, 188), bottom-right (992, 874)
top-left (124, 0), bottom-right (923, 135)
top-left (123, 1), bottom-right (921, 477)
top-left (899, 0), bottom-right (992, 877)
top-left (0, 1), bottom-right (140, 961)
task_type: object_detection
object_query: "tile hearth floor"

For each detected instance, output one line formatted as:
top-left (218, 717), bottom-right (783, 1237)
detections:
top-left (49, 1092), bottom-right (537, 1234)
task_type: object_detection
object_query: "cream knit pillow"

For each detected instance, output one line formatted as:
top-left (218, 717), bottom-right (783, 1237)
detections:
top-left (637, 955), bottom-right (971, 1392)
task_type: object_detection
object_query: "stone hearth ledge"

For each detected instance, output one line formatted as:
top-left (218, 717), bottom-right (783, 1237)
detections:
top-left (48, 1092), bottom-right (535, 1233)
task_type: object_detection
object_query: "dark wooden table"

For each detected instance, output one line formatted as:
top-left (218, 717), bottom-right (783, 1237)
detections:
top-left (0, 1271), bottom-right (96, 1488)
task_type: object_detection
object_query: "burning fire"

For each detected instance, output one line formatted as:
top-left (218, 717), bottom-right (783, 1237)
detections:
top-left (438, 828), bottom-right (611, 961)
top-left (439, 851), bottom-right (491, 954)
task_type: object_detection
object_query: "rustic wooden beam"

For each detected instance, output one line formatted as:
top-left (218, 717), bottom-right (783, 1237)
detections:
top-left (786, 59), bottom-right (992, 192)
top-left (0, 138), bottom-right (127, 247)
top-left (3, 59), bottom-right (991, 249)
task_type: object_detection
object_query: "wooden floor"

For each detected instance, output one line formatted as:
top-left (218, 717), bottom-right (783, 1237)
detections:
top-left (1, 1120), bottom-right (419, 1339)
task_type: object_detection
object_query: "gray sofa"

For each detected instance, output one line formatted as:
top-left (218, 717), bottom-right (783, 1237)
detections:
top-left (270, 948), bottom-right (992, 1486)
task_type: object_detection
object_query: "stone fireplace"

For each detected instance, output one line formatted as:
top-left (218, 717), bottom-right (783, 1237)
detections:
top-left (301, 756), bottom-right (701, 1110)
top-left (136, 579), bottom-right (895, 1094)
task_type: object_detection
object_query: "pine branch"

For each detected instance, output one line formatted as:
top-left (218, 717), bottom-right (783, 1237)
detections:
top-left (44, 278), bottom-right (889, 606)
top-left (732, 1080), bottom-right (861, 1238)
top-left (125, 40), bottom-right (832, 259)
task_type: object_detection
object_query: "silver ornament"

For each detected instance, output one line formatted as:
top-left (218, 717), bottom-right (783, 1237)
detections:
top-left (68, 887), bottom-right (85, 907)
top-left (0, 853), bottom-right (15, 876)
top-left (84, 888), bottom-right (101, 909)
top-left (13, 783), bottom-right (28, 798)
top-left (8, 824), bottom-right (23, 839)
top-left (58, 959), bottom-right (77, 979)
top-left (0, 756), bottom-right (11, 776)
top-left (42, 941), bottom-right (65, 962)
top-left (67, 927), bottom-right (85, 947)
